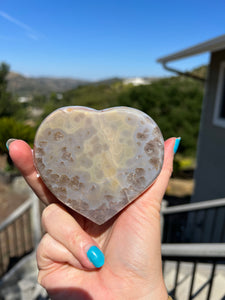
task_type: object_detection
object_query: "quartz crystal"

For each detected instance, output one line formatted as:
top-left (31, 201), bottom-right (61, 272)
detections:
top-left (34, 106), bottom-right (164, 224)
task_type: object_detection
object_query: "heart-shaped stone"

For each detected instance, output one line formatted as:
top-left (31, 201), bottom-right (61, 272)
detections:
top-left (34, 106), bottom-right (164, 224)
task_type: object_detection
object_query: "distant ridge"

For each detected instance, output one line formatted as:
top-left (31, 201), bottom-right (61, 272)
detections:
top-left (7, 72), bottom-right (89, 96)
top-left (7, 66), bottom-right (206, 97)
top-left (6, 72), bottom-right (160, 96)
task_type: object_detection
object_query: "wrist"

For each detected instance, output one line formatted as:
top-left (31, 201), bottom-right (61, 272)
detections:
top-left (141, 284), bottom-right (168, 300)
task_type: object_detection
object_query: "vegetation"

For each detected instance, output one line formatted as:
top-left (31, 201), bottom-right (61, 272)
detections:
top-left (0, 63), bottom-right (28, 122)
top-left (0, 63), bottom-right (21, 119)
top-left (38, 76), bottom-right (204, 156)
top-left (0, 117), bottom-right (35, 154)
top-left (0, 61), bottom-right (206, 166)
top-left (117, 77), bottom-right (203, 156)
top-left (0, 63), bottom-right (35, 157)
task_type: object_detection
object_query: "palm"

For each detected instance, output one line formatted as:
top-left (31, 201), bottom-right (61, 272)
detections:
top-left (38, 185), bottom-right (163, 299)
top-left (9, 138), bottom-right (174, 300)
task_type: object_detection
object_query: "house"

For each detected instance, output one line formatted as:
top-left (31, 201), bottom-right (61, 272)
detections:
top-left (17, 96), bottom-right (32, 103)
top-left (157, 34), bottom-right (225, 205)
top-left (123, 77), bottom-right (152, 86)
top-left (157, 34), bottom-right (225, 243)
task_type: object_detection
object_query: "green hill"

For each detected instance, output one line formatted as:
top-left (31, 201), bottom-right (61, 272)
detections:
top-left (1, 62), bottom-right (206, 157)
top-left (38, 73), bottom-right (204, 156)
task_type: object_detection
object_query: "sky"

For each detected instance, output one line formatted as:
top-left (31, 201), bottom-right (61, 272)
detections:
top-left (0, 0), bottom-right (225, 80)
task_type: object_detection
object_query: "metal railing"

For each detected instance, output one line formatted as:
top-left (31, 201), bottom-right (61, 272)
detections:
top-left (162, 244), bottom-right (225, 300)
top-left (161, 198), bottom-right (225, 300)
top-left (161, 197), bottom-right (225, 243)
top-left (1, 193), bottom-right (225, 299)
top-left (0, 193), bottom-right (41, 277)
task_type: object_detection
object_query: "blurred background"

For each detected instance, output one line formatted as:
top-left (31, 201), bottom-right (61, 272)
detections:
top-left (0, 1), bottom-right (225, 298)
top-left (0, 0), bottom-right (225, 218)
top-left (1, 0), bottom-right (224, 206)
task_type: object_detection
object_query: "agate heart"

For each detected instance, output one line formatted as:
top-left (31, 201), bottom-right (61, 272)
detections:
top-left (34, 106), bottom-right (164, 224)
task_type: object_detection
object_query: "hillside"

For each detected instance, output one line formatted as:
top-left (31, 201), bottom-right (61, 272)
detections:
top-left (6, 72), bottom-right (158, 96)
top-left (1, 63), bottom-right (207, 157)
top-left (37, 73), bottom-right (204, 157)
top-left (7, 72), bottom-right (89, 96)
top-left (190, 65), bottom-right (208, 78)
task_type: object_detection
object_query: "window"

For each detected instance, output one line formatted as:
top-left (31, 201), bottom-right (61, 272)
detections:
top-left (213, 61), bottom-right (225, 128)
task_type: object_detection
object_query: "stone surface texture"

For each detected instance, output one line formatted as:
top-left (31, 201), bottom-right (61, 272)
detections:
top-left (34, 106), bottom-right (164, 224)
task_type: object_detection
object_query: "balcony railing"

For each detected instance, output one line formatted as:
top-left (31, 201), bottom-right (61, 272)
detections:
top-left (0, 193), bottom-right (41, 278)
top-left (161, 197), bottom-right (225, 243)
top-left (162, 243), bottom-right (225, 300)
top-left (161, 198), bottom-right (225, 299)
top-left (1, 194), bottom-right (225, 299)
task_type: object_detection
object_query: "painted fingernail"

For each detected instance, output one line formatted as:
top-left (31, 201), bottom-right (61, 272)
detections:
top-left (87, 246), bottom-right (105, 268)
top-left (6, 139), bottom-right (17, 151)
top-left (174, 137), bottom-right (181, 154)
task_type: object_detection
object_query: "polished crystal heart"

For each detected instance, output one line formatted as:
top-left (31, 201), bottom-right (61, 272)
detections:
top-left (34, 106), bottom-right (164, 224)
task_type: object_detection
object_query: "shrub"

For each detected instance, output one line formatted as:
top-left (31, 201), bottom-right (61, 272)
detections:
top-left (0, 117), bottom-right (35, 154)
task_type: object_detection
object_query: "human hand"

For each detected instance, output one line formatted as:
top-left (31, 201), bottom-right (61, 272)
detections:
top-left (8, 137), bottom-right (179, 300)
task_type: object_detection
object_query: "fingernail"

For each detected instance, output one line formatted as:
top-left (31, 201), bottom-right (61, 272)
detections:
top-left (174, 137), bottom-right (181, 154)
top-left (6, 139), bottom-right (17, 151)
top-left (87, 246), bottom-right (105, 268)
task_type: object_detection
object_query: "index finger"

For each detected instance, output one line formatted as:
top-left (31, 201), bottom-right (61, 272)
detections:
top-left (138, 137), bottom-right (178, 207)
top-left (8, 139), bottom-right (57, 204)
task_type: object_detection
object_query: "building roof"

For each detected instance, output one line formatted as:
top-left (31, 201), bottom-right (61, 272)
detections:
top-left (157, 34), bottom-right (225, 64)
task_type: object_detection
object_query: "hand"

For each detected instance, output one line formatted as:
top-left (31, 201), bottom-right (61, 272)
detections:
top-left (9, 138), bottom-right (177, 300)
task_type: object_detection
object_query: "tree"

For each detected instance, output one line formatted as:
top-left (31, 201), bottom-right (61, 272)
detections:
top-left (0, 62), bottom-right (27, 120)
top-left (0, 63), bottom-right (34, 165)
top-left (0, 62), bottom-right (14, 117)
top-left (0, 117), bottom-right (35, 155)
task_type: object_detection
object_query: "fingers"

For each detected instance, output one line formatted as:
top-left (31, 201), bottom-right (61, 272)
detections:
top-left (149, 137), bottom-right (177, 201)
top-left (8, 139), bottom-right (35, 177)
top-left (140, 137), bottom-right (178, 205)
top-left (41, 203), bottom-right (105, 269)
top-left (8, 139), bottom-right (56, 204)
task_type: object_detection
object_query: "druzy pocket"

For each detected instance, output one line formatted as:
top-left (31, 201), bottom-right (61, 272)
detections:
top-left (34, 106), bottom-right (164, 224)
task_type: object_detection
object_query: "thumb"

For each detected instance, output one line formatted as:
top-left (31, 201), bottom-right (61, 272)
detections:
top-left (40, 203), bottom-right (105, 270)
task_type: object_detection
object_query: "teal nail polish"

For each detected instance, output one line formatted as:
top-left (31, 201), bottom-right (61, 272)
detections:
top-left (174, 137), bottom-right (181, 154)
top-left (87, 246), bottom-right (105, 268)
top-left (6, 139), bottom-right (17, 151)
